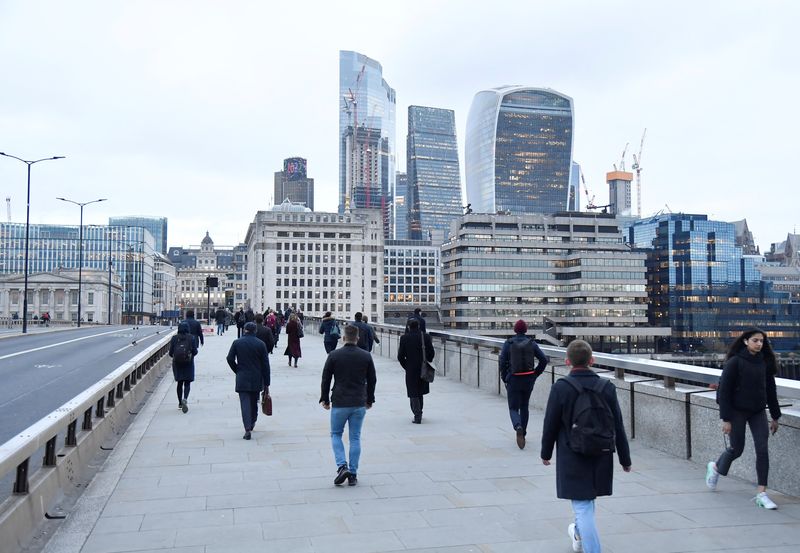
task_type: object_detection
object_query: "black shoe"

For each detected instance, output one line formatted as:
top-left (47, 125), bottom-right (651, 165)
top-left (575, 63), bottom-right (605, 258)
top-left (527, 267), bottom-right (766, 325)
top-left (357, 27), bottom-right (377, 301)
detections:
top-left (334, 464), bottom-right (351, 486)
top-left (412, 415), bottom-right (422, 424)
top-left (515, 426), bottom-right (526, 450)
top-left (181, 399), bottom-right (188, 414)
top-left (243, 431), bottom-right (251, 440)
top-left (348, 474), bottom-right (358, 486)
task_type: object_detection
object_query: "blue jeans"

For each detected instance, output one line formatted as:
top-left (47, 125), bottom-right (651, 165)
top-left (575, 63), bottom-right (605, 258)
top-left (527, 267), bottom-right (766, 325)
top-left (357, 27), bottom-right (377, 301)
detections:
top-left (217, 323), bottom-right (224, 335)
top-left (330, 406), bottom-right (366, 475)
top-left (572, 499), bottom-right (601, 553)
top-left (506, 380), bottom-right (534, 432)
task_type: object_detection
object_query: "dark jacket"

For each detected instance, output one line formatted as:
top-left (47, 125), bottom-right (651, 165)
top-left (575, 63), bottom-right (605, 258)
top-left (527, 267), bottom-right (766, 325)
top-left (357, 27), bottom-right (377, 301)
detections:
top-left (235, 310), bottom-right (245, 328)
top-left (169, 322), bottom-right (198, 382)
top-left (255, 323), bottom-right (275, 354)
top-left (226, 334), bottom-right (270, 392)
top-left (319, 317), bottom-right (340, 343)
top-left (499, 333), bottom-right (548, 388)
top-left (214, 308), bottom-right (226, 324)
top-left (397, 329), bottom-right (435, 398)
top-left (718, 350), bottom-right (781, 422)
top-left (320, 343), bottom-right (377, 407)
top-left (351, 320), bottom-right (373, 351)
top-left (540, 369), bottom-right (631, 500)
top-left (245, 309), bottom-right (255, 323)
top-left (185, 316), bottom-right (204, 346)
top-left (405, 313), bottom-right (427, 334)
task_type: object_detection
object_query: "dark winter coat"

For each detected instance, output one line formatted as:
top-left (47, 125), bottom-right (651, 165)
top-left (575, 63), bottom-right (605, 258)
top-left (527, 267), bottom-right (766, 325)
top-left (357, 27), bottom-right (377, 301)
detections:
top-left (185, 316), bottom-right (204, 346)
top-left (405, 313), bottom-right (427, 334)
top-left (169, 322), bottom-right (198, 382)
top-left (540, 369), bottom-right (631, 500)
top-left (235, 310), bottom-right (245, 328)
top-left (718, 350), bottom-right (781, 422)
top-left (351, 320), bottom-right (374, 351)
top-left (255, 323), bottom-right (275, 354)
top-left (320, 343), bottom-right (377, 407)
top-left (214, 308), bottom-right (226, 324)
top-left (397, 329), bottom-right (434, 398)
top-left (226, 334), bottom-right (270, 393)
top-left (283, 319), bottom-right (302, 358)
top-left (319, 317), bottom-right (340, 345)
top-left (499, 333), bottom-right (549, 393)
top-left (245, 308), bottom-right (255, 323)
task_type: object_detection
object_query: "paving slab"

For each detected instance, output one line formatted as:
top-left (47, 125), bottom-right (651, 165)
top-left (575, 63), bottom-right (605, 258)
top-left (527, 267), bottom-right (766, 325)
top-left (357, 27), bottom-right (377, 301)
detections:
top-left (40, 330), bottom-right (800, 552)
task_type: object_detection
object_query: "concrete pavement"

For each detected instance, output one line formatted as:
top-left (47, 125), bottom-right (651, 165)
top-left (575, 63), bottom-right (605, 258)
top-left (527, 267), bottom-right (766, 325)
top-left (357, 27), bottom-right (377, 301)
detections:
top-left (41, 330), bottom-right (800, 553)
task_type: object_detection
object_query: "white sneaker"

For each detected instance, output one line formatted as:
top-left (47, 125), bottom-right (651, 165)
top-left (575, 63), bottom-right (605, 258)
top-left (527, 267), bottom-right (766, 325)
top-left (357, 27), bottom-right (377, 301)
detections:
top-left (568, 522), bottom-right (582, 552)
top-left (705, 461), bottom-right (719, 490)
top-left (754, 492), bottom-right (777, 510)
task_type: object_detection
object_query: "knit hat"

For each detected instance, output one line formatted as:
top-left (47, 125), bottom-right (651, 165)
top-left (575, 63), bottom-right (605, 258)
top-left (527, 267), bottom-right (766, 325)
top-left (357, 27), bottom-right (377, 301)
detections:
top-left (244, 322), bottom-right (257, 333)
top-left (513, 319), bottom-right (528, 334)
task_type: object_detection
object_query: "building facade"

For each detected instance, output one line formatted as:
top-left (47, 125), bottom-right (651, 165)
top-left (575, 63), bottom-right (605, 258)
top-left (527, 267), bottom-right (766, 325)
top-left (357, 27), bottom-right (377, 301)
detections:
top-left (569, 161), bottom-right (582, 211)
top-left (465, 86), bottom-right (574, 215)
top-left (394, 172), bottom-right (409, 240)
top-left (339, 50), bottom-right (396, 238)
top-left (628, 214), bottom-right (800, 352)
top-left (384, 239), bottom-right (440, 323)
top-left (0, 222), bottom-right (155, 323)
top-left (153, 252), bottom-right (177, 321)
top-left (441, 212), bottom-right (669, 351)
top-left (109, 216), bottom-right (168, 255)
top-left (607, 170), bottom-right (633, 216)
top-left (245, 200), bottom-right (384, 321)
top-left (273, 157), bottom-right (314, 210)
top-left (168, 232), bottom-right (233, 320)
top-left (407, 106), bottom-right (463, 244)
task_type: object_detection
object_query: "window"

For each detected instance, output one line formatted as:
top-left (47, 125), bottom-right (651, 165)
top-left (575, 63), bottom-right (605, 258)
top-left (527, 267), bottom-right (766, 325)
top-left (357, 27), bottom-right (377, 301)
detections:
top-left (88, 292), bottom-right (94, 305)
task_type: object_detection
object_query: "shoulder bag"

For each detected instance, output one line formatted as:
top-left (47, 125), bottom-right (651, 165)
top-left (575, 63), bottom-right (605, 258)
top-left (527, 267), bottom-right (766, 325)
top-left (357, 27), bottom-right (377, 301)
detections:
top-left (420, 333), bottom-right (437, 383)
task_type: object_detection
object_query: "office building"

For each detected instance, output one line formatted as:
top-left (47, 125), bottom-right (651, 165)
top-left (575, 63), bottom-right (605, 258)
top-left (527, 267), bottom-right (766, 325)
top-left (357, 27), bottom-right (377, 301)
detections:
top-left (607, 170), bottom-right (633, 215)
top-left (384, 239), bottom-right (440, 323)
top-left (153, 253), bottom-right (177, 321)
top-left (245, 200), bottom-right (384, 321)
top-left (339, 50), bottom-right (396, 238)
top-left (441, 212), bottom-right (669, 350)
top-left (569, 161), bottom-right (581, 211)
top-left (168, 232), bottom-right (233, 319)
top-left (407, 106), bottom-right (463, 243)
top-left (465, 86), bottom-right (573, 215)
top-left (629, 214), bottom-right (800, 352)
top-left (394, 172), bottom-right (409, 240)
top-left (274, 157), bottom-right (314, 210)
top-left (109, 216), bottom-right (168, 255)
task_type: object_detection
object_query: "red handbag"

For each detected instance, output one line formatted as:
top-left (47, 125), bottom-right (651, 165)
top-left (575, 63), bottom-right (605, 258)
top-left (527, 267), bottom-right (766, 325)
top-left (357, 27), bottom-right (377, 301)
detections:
top-left (261, 390), bottom-right (273, 416)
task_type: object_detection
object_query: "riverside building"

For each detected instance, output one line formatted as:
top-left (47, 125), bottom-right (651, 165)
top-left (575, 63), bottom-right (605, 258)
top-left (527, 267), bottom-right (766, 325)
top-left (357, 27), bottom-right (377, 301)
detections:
top-left (168, 233), bottom-right (233, 320)
top-left (384, 239), bottom-right (440, 323)
top-left (245, 200), bottom-right (384, 321)
top-left (441, 212), bottom-right (669, 351)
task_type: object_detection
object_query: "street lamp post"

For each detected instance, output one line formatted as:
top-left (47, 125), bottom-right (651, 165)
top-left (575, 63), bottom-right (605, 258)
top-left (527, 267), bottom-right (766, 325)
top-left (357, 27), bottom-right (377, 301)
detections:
top-left (0, 152), bottom-right (65, 333)
top-left (56, 197), bottom-right (107, 327)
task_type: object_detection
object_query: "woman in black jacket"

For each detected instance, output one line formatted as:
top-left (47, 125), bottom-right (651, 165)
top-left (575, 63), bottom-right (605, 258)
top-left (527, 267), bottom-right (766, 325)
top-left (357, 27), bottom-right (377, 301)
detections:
top-left (397, 318), bottom-right (434, 423)
top-left (169, 322), bottom-right (198, 413)
top-left (705, 328), bottom-right (781, 509)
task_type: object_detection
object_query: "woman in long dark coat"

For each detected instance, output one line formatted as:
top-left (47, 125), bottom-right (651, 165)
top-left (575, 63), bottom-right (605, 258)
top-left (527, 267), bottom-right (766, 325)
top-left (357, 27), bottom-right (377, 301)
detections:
top-left (283, 313), bottom-right (302, 367)
top-left (397, 318), bottom-right (434, 423)
top-left (168, 322), bottom-right (198, 413)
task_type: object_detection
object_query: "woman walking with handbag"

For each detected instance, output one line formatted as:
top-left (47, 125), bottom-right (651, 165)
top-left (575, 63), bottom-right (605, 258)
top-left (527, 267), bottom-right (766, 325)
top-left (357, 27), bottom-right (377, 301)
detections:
top-left (397, 318), bottom-right (435, 423)
top-left (284, 313), bottom-right (302, 367)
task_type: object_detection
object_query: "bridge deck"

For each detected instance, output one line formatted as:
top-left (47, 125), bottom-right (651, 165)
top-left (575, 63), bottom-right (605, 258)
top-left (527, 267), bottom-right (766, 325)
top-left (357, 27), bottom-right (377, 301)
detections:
top-left (42, 330), bottom-right (800, 553)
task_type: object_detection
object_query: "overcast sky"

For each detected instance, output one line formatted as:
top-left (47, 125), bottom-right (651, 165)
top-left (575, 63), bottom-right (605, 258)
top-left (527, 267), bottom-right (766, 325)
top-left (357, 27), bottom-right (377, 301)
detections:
top-left (1, 1), bottom-right (797, 251)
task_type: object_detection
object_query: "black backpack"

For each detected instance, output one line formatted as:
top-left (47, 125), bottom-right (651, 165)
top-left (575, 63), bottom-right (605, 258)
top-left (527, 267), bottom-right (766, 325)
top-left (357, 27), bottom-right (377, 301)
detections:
top-left (173, 334), bottom-right (194, 364)
top-left (510, 337), bottom-right (537, 374)
top-left (564, 376), bottom-right (616, 456)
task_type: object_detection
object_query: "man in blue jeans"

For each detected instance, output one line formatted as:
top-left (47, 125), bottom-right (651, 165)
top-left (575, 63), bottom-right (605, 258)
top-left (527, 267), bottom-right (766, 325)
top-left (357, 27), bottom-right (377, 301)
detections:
top-left (540, 340), bottom-right (632, 552)
top-left (319, 325), bottom-right (377, 486)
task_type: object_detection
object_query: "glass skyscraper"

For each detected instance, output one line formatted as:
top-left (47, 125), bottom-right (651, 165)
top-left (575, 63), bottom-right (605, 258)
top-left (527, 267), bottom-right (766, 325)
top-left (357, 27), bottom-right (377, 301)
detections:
top-left (109, 216), bottom-right (167, 255)
top-left (407, 106), bottom-right (463, 244)
top-left (629, 214), bottom-right (800, 352)
top-left (339, 50), bottom-right (396, 238)
top-left (394, 172), bottom-right (409, 240)
top-left (569, 161), bottom-right (581, 211)
top-left (274, 157), bottom-right (314, 210)
top-left (465, 86), bottom-right (573, 215)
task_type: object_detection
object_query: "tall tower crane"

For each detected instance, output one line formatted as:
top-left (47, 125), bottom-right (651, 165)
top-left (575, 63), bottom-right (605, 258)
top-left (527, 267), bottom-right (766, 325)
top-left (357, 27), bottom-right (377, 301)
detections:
top-left (341, 64), bottom-right (366, 213)
top-left (631, 128), bottom-right (647, 217)
top-left (618, 142), bottom-right (629, 172)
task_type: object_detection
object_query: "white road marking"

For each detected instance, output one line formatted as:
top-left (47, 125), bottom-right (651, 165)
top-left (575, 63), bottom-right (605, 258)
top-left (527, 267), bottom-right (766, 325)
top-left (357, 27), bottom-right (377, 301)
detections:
top-left (0, 328), bottom-right (138, 361)
top-left (112, 331), bottom-right (162, 354)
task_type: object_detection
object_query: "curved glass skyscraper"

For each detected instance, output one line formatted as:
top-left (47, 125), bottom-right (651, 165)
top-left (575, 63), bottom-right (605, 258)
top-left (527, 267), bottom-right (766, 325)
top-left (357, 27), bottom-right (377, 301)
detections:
top-left (465, 87), bottom-right (573, 215)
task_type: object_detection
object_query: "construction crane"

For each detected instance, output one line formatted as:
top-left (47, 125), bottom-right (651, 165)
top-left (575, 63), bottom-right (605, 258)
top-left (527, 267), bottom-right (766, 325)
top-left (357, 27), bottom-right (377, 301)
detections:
top-left (580, 169), bottom-right (611, 212)
top-left (341, 64), bottom-right (366, 213)
top-left (631, 128), bottom-right (647, 217)
top-left (619, 142), bottom-right (629, 172)
top-left (5, 197), bottom-right (10, 222)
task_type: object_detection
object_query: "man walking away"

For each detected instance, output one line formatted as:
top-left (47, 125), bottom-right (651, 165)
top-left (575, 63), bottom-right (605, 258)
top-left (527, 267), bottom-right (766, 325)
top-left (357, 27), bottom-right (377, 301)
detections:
top-left (184, 309), bottom-right (204, 348)
top-left (254, 314), bottom-right (275, 354)
top-left (405, 307), bottom-right (427, 334)
top-left (397, 318), bottom-right (434, 423)
top-left (226, 322), bottom-right (270, 440)
top-left (351, 312), bottom-right (373, 352)
top-left (234, 307), bottom-right (245, 338)
top-left (319, 325), bottom-right (377, 486)
top-left (500, 319), bottom-right (548, 449)
top-left (540, 340), bottom-right (631, 553)
top-left (363, 316), bottom-right (380, 352)
top-left (215, 307), bottom-right (227, 335)
top-left (319, 311), bottom-right (341, 354)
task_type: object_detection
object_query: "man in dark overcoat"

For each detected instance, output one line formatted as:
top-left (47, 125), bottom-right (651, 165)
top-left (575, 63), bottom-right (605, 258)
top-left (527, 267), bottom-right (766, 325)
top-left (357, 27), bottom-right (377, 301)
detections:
top-left (540, 340), bottom-right (631, 553)
top-left (226, 322), bottom-right (270, 440)
top-left (397, 318), bottom-right (435, 423)
top-left (184, 309), bottom-right (204, 348)
top-left (169, 321), bottom-right (198, 413)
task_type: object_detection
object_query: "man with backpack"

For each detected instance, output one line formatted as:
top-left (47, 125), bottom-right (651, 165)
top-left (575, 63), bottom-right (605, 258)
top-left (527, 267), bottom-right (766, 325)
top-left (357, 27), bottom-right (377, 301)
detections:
top-left (540, 340), bottom-right (631, 553)
top-left (169, 322), bottom-right (198, 413)
top-left (499, 319), bottom-right (548, 449)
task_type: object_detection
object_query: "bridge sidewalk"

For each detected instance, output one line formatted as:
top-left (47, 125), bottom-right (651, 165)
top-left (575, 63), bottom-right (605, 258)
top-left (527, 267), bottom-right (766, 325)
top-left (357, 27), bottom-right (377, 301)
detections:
top-left (43, 331), bottom-right (800, 553)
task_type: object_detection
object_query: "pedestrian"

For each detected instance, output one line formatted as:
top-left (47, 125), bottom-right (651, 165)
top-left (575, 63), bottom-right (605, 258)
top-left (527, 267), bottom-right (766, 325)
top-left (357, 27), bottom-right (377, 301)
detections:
top-left (351, 312), bottom-right (373, 351)
top-left (297, 309), bottom-right (304, 323)
top-left (363, 316), bottom-right (380, 351)
top-left (184, 309), bottom-right (204, 348)
top-left (397, 318), bottom-right (434, 424)
top-left (169, 322), bottom-right (198, 413)
top-left (540, 339), bottom-right (631, 553)
top-left (226, 322), bottom-right (270, 440)
top-left (705, 327), bottom-right (782, 509)
top-left (319, 324), bottom-right (376, 487)
top-left (245, 307), bottom-right (255, 324)
top-left (42, 311), bottom-right (50, 327)
top-left (405, 307), bottom-right (426, 334)
top-left (234, 307), bottom-right (245, 338)
top-left (319, 311), bottom-right (341, 354)
top-left (284, 313), bottom-right (302, 367)
top-left (214, 306), bottom-right (226, 335)
top-left (254, 314), bottom-right (275, 354)
top-left (266, 310), bottom-right (279, 345)
top-left (499, 319), bottom-right (548, 449)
